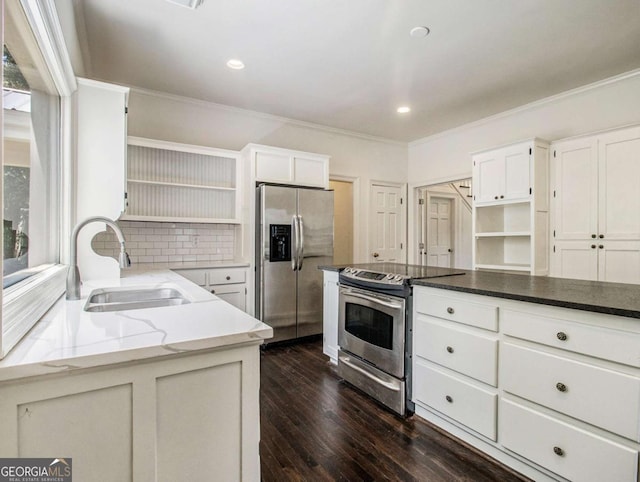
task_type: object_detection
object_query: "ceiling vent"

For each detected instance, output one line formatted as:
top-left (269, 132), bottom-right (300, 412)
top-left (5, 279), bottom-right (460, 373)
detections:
top-left (165, 0), bottom-right (204, 9)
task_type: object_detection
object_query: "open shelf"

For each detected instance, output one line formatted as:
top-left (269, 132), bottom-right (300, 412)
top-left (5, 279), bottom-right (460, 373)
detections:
top-left (126, 138), bottom-right (240, 223)
top-left (475, 202), bottom-right (531, 234)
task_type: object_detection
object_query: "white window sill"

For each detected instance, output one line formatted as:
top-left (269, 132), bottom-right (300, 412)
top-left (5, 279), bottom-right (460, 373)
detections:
top-left (1, 264), bottom-right (67, 359)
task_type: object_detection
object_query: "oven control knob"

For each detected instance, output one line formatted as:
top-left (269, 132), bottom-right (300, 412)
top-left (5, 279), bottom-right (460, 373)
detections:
top-left (386, 274), bottom-right (394, 279)
top-left (394, 275), bottom-right (402, 281)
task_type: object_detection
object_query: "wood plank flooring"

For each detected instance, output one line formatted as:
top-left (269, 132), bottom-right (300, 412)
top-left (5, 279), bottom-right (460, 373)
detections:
top-left (260, 339), bottom-right (530, 481)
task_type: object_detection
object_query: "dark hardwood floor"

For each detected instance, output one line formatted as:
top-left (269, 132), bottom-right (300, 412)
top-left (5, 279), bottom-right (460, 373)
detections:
top-left (260, 339), bottom-right (529, 481)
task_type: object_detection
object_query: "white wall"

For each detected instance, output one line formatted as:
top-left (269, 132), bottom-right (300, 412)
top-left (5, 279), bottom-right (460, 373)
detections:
top-left (127, 89), bottom-right (408, 262)
top-left (408, 70), bottom-right (640, 185)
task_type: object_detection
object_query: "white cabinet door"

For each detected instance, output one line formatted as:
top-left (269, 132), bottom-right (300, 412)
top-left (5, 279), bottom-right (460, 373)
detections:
top-left (474, 152), bottom-right (504, 204)
top-left (598, 126), bottom-right (640, 240)
top-left (503, 143), bottom-right (531, 201)
top-left (322, 270), bottom-right (339, 363)
top-left (552, 138), bottom-right (598, 240)
top-left (211, 284), bottom-right (246, 311)
top-left (552, 241), bottom-right (598, 281)
top-left (598, 240), bottom-right (640, 284)
top-left (255, 151), bottom-right (292, 183)
top-left (294, 156), bottom-right (328, 188)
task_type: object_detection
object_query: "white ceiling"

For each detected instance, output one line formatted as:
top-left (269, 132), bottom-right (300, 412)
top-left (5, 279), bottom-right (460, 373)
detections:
top-left (71, 0), bottom-right (640, 142)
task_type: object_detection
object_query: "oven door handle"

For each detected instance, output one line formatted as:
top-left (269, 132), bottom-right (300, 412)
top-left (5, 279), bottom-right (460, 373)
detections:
top-left (342, 290), bottom-right (404, 310)
top-left (340, 355), bottom-right (402, 392)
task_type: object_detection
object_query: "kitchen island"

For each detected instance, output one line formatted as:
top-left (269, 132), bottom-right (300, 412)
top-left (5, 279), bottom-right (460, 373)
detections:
top-left (0, 269), bottom-right (272, 482)
top-left (322, 264), bottom-right (640, 482)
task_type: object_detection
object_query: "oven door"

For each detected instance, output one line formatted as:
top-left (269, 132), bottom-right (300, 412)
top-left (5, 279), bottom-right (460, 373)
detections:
top-left (338, 286), bottom-right (405, 378)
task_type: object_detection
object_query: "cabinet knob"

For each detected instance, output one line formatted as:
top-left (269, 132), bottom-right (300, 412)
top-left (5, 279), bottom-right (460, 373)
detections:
top-left (211, 289), bottom-right (216, 294)
top-left (446, 307), bottom-right (455, 314)
top-left (599, 234), bottom-right (604, 239)
top-left (226, 275), bottom-right (231, 280)
top-left (446, 346), bottom-right (454, 354)
top-left (500, 195), bottom-right (504, 199)
top-left (494, 196), bottom-right (499, 200)
top-left (553, 446), bottom-right (565, 457)
top-left (591, 234), bottom-right (596, 239)
top-left (591, 244), bottom-right (596, 249)
top-left (599, 245), bottom-right (604, 249)
top-left (556, 382), bottom-right (568, 393)
top-left (372, 252), bottom-right (380, 258)
top-left (556, 332), bottom-right (568, 341)
top-left (445, 395), bottom-right (453, 403)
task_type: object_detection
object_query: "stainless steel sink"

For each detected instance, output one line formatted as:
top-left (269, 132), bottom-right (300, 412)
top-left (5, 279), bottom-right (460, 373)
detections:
top-left (84, 287), bottom-right (191, 312)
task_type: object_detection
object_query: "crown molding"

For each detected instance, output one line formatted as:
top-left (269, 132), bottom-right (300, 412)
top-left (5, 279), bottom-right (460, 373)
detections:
top-left (409, 68), bottom-right (640, 148)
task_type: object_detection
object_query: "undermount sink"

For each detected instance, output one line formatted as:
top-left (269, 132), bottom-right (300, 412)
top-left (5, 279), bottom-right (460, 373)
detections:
top-left (84, 287), bottom-right (191, 312)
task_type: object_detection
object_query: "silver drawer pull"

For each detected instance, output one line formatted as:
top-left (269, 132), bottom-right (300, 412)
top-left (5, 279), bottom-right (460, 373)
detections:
top-left (556, 382), bottom-right (567, 393)
top-left (553, 446), bottom-right (564, 457)
top-left (446, 307), bottom-right (455, 314)
top-left (556, 332), bottom-right (568, 341)
top-left (446, 346), bottom-right (454, 354)
top-left (445, 395), bottom-right (453, 403)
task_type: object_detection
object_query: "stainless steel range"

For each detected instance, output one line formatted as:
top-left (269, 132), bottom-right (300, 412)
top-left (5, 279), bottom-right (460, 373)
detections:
top-left (338, 264), bottom-right (464, 416)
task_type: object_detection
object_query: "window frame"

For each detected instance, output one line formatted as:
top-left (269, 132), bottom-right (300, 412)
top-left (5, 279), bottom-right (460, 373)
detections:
top-left (1, 0), bottom-right (77, 358)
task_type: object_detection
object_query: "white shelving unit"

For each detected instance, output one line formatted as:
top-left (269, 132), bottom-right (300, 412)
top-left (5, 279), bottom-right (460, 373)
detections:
top-left (472, 139), bottom-right (550, 275)
top-left (122, 137), bottom-right (241, 223)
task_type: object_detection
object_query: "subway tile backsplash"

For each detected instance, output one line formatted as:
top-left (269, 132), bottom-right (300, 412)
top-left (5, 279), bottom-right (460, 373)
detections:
top-left (92, 221), bottom-right (236, 264)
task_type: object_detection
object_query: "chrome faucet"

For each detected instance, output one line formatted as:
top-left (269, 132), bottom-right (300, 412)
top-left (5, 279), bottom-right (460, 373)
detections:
top-left (66, 216), bottom-right (131, 300)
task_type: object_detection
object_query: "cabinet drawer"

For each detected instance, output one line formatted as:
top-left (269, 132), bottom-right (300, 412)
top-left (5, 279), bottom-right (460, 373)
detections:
top-left (503, 308), bottom-right (640, 368)
top-left (208, 269), bottom-right (246, 285)
top-left (414, 315), bottom-right (498, 386)
top-left (173, 269), bottom-right (206, 286)
top-left (413, 361), bottom-right (497, 440)
top-left (501, 343), bottom-right (640, 441)
top-left (500, 399), bottom-right (638, 482)
top-left (415, 290), bottom-right (498, 331)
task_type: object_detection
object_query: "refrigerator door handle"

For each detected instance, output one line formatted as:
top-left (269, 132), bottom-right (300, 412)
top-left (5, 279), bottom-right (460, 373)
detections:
top-left (292, 215), bottom-right (299, 271)
top-left (298, 214), bottom-right (305, 270)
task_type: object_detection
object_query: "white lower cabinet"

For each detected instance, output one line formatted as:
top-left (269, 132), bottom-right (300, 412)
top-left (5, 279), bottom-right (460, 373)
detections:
top-left (412, 286), bottom-right (640, 482)
top-left (322, 270), bottom-right (339, 363)
top-left (414, 361), bottom-right (497, 440)
top-left (500, 399), bottom-right (638, 482)
top-left (174, 266), bottom-right (248, 312)
top-left (0, 344), bottom-right (262, 482)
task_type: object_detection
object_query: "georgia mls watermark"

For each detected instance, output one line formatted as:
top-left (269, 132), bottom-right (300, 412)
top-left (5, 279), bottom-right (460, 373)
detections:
top-left (0, 458), bottom-right (71, 482)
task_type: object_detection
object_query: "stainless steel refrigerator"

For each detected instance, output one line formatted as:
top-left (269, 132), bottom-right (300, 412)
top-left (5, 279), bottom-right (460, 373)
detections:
top-left (256, 184), bottom-right (334, 343)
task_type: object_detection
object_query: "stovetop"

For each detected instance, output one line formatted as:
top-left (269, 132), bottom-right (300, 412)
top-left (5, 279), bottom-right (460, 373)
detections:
top-left (339, 263), bottom-right (465, 291)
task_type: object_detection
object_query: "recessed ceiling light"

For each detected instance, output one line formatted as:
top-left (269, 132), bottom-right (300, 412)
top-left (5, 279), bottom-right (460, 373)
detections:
top-left (410, 26), bottom-right (430, 38)
top-left (166, 0), bottom-right (204, 9)
top-left (226, 59), bottom-right (245, 70)
top-left (397, 106), bottom-right (411, 114)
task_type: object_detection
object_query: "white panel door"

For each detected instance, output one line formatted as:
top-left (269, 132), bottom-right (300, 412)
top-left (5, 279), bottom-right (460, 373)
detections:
top-left (427, 197), bottom-right (453, 267)
top-left (552, 138), bottom-right (598, 240)
top-left (474, 152), bottom-right (504, 203)
top-left (503, 143), bottom-right (531, 201)
top-left (552, 241), bottom-right (598, 281)
top-left (598, 240), bottom-right (640, 284)
top-left (370, 184), bottom-right (404, 262)
top-left (598, 126), bottom-right (640, 240)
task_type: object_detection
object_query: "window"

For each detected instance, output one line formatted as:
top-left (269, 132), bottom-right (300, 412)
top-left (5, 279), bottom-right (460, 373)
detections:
top-left (1, 1), bottom-right (71, 358)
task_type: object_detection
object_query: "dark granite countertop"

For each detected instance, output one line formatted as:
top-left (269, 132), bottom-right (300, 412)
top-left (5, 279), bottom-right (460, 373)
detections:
top-left (320, 263), bottom-right (640, 319)
top-left (413, 270), bottom-right (640, 320)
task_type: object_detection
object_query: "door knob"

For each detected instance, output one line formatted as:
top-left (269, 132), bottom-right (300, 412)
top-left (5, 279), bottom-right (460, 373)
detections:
top-left (447, 248), bottom-right (452, 252)
top-left (372, 252), bottom-right (380, 258)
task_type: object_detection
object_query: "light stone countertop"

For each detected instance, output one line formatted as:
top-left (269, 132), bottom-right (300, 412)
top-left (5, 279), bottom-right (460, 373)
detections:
top-left (0, 268), bottom-right (272, 383)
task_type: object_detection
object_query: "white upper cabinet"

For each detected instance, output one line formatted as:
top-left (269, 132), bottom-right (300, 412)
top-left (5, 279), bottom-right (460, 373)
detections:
top-left (473, 140), bottom-right (532, 204)
top-left (472, 139), bottom-right (550, 275)
top-left (551, 125), bottom-right (640, 283)
top-left (122, 137), bottom-right (241, 224)
top-left (246, 144), bottom-right (330, 189)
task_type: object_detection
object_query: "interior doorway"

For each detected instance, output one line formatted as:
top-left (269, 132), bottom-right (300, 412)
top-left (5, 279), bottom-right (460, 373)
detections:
top-left (329, 179), bottom-right (354, 265)
top-left (416, 179), bottom-right (473, 269)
